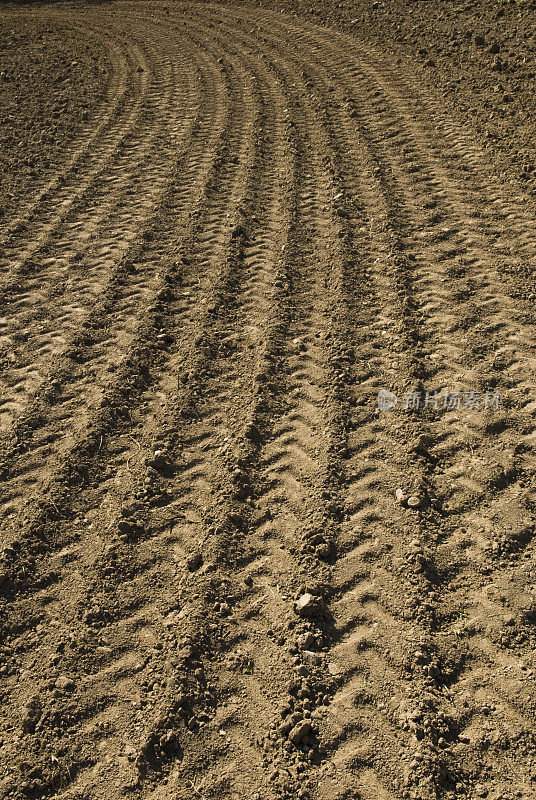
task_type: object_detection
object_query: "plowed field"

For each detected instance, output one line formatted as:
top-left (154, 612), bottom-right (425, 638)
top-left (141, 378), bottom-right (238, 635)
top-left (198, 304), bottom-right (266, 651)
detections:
top-left (1, 3), bottom-right (536, 800)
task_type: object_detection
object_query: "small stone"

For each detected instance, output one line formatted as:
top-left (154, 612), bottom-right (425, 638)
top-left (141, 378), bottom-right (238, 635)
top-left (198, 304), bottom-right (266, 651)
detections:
top-left (474, 35), bottom-right (486, 46)
top-left (395, 488), bottom-right (407, 505)
top-left (226, 511), bottom-right (244, 530)
top-left (117, 519), bottom-right (144, 538)
top-left (146, 451), bottom-right (173, 473)
top-left (302, 651), bottom-right (321, 666)
top-left (295, 594), bottom-right (319, 618)
top-left (244, 422), bottom-right (261, 442)
top-left (156, 288), bottom-right (173, 302)
top-left (488, 41), bottom-right (500, 54)
top-left (407, 495), bottom-right (422, 509)
top-left (296, 632), bottom-right (316, 650)
top-left (231, 223), bottom-right (247, 240)
top-left (288, 721), bottom-right (312, 745)
top-left (279, 720), bottom-right (293, 736)
top-left (55, 676), bottom-right (75, 693)
top-left (414, 650), bottom-right (425, 663)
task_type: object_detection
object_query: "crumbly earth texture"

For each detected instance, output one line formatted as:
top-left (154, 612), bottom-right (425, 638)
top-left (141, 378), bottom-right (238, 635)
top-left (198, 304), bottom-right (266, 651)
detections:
top-left (0, 2), bottom-right (536, 800)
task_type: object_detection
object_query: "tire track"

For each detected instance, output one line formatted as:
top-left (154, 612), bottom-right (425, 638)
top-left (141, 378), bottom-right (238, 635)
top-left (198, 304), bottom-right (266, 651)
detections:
top-left (3, 5), bottom-right (536, 800)
top-left (0, 20), bottom-right (227, 546)
top-left (105, 14), bottom-right (303, 796)
top-left (316, 36), bottom-right (536, 797)
top-left (222, 12), bottom-right (454, 799)
top-left (0, 15), bottom-right (119, 242)
top-left (0, 22), bottom-right (173, 431)
top-left (166, 14), bottom-right (352, 798)
top-left (230, 7), bottom-right (536, 797)
top-left (296, 14), bottom-right (535, 799)
top-left (0, 20), bottom-right (147, 265)
top-left (183, 9), bottom-right (426, 798)
top-left (0, 10), bottom-right (282, 798)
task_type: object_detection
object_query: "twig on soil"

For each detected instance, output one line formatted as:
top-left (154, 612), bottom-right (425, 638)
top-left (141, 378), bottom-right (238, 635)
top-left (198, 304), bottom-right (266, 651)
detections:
top-left (188, 779), bottom-right (206, 798)
top-left (48, 499), bottom-right (61, 516)
top-left (124, 435), bottom-right (142, 472)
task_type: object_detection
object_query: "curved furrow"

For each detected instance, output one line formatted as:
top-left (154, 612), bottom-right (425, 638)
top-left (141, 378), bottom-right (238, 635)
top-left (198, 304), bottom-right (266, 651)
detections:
top-left (220, 13), bottom-right (462, 799)
top-left (0, 20), bottom-right (148, 270)
top-left (111, 15), bottom-right (305, 796)
top-left (0, 13), bottom-right (287, 799)
top-left (0, 31), bottom-right (219, 544)
top-left (0, 25), bottom-right (181, 438)
top-left (0, 27), bottom-right (231, 568)
top-left (248, 12), bottom-right (536, 796)
top-left (309, 7), bottom-right (536, 705)
top-left (204, 11), bottom-right (440, 799)
top-left (0, 15), bottom-right (123, 243)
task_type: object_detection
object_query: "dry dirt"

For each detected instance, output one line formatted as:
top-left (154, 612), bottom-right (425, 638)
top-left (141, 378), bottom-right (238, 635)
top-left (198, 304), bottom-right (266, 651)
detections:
top-left (1, 1), bottom-right (536, 799)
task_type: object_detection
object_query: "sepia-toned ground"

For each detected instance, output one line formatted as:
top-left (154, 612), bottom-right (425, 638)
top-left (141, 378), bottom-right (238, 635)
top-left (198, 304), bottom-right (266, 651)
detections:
top-left (1, 2), bottom-right (536, 799)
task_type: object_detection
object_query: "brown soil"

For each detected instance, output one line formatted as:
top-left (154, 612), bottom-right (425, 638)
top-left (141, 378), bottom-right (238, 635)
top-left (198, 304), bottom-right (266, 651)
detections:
top-left (1, 2), bottom-right (536, 800)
